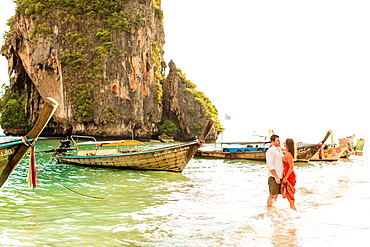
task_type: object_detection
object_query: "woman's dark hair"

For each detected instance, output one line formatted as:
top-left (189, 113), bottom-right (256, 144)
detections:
top-left (285, 138), bottom-right (295, 157)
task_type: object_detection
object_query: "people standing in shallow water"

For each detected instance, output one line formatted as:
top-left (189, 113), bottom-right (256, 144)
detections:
top-left (282, 138), bottom-right (297, 210)
top-left (266, 134), bottom-right (284, 207)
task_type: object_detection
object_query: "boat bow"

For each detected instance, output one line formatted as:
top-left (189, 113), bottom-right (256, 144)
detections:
top-left (0, 97), bottom-right (59, 187)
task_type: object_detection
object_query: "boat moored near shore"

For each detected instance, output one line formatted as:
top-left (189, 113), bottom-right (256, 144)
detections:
top-left (54, 119), bottom-right (216, 172)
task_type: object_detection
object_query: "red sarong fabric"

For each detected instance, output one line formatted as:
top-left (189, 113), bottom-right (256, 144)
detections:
top-left (281, 162), bottom-right (296, 201)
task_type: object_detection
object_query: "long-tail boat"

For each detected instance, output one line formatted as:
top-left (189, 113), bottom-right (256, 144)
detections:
top-left (195, 142), bottom-right (321, 162)
top-left (309, 145), bottom-right (349, 161)
top-left (0, 97), bottom-right (59, 187)
top-left (339, 134), bottom-right (355, 158)
top-left (195, 130), bottom-right (333, 162)
top-left (355, 138), bottom-right (365, 156)
top-left (295, 130), bottom-right (334, 161)
top-left (194, 141), bottom-right (269, 161)
top-left (295, 144), bottom-right (320, 162)
top-left (54, 119), bottom-right (215, 172)
top-left (300, 130), bottom-right (349, 161)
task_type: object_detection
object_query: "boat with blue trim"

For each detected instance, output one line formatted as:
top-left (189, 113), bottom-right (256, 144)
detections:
top-left (195, 131), bottom-right (334, 162)
top-left (54, 119), bottom-right (215, 172)
top-left (194, 141), bottom-right (269, 161)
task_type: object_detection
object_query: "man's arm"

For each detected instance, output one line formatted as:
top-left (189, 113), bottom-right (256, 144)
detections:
top-left (270, 169), bottom-right (281, 184)
top-left (266, 149), bottom-right (281, 184)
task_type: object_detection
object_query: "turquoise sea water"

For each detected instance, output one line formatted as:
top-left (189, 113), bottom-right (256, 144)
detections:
top-left (1, 138), bottom-right (369, 246)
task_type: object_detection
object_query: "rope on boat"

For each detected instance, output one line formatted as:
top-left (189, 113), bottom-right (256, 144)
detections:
top-left (37, 164), bottom-right (105, 200)
top-left (22, 136), bottom-right (37, 189)
top-left (21, 136), bottom-right (35, 147)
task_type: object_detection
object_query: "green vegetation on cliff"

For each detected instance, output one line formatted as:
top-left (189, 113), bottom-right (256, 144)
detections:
top-left (0, 85), bottom-right (30, 130)
top-left (157, 118), bottom-right (179, 136)
top-left (0, 0), bottom-right (221, 140)
top-left (177, 69), bottom-right (224, 135)
top-left (15, 0), bottom-right (147, 31)
top-left (9, 0), bottom-right (158, 121)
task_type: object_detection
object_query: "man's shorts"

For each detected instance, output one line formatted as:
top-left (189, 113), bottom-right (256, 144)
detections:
top-left (268, 176), bottom-right (281, 195)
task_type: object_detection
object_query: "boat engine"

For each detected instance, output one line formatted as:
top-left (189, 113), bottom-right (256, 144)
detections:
top-left (55, 140), bottom-right (72, 154)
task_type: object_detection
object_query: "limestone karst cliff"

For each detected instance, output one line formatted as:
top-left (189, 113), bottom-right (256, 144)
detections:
top-left (0, 0), bottom-right (222, 141)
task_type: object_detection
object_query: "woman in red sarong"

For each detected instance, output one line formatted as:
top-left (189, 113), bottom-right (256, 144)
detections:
top-left (282, 138), bottom-right (297, 210)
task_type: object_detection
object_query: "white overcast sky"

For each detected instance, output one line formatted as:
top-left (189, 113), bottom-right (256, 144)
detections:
top-left (1, 0), bottom-right (369, 143)
top-left (162, 0), bottom-right (370, 143)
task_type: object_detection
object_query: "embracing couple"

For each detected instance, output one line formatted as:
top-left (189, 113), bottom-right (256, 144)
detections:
top-left (266, 134), bottom-right (296, 210)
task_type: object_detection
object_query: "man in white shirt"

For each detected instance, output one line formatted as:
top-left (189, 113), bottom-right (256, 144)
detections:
top-left (266, 134), bottom-right (284, 207)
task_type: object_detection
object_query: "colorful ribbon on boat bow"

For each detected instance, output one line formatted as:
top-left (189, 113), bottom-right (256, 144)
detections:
top-left (22, 136), bottom-right (37, 189)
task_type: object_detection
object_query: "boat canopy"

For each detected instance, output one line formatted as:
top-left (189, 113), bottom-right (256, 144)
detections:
top-left (69, 135), bottom-right (143, 147)
top-left (77, 140), bottom-right (144, 147)
top-left (219, 141), bottom-right (270, 145)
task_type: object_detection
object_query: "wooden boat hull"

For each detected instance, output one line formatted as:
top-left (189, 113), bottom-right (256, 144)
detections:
top-left (0, 140), bottom-right (30, 177)
top-left (0, 97), bottom-right (59, 187)
top-left (55, 119), bottom-right (215, 172)
top-left (195, 144), bottom-right (320, 162)
top-left (296, 144), bottom-right (319, 162)
top-left (310, 145), bottom-right (349, 161)
top-left (194, 150), bottom-right (266, 161)
top-left (56, 142), bottom-right (201, 172)
top-left (194, 131), bottom-right (335, 162)
top-left (339, 135), bottom-right (356, 158)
